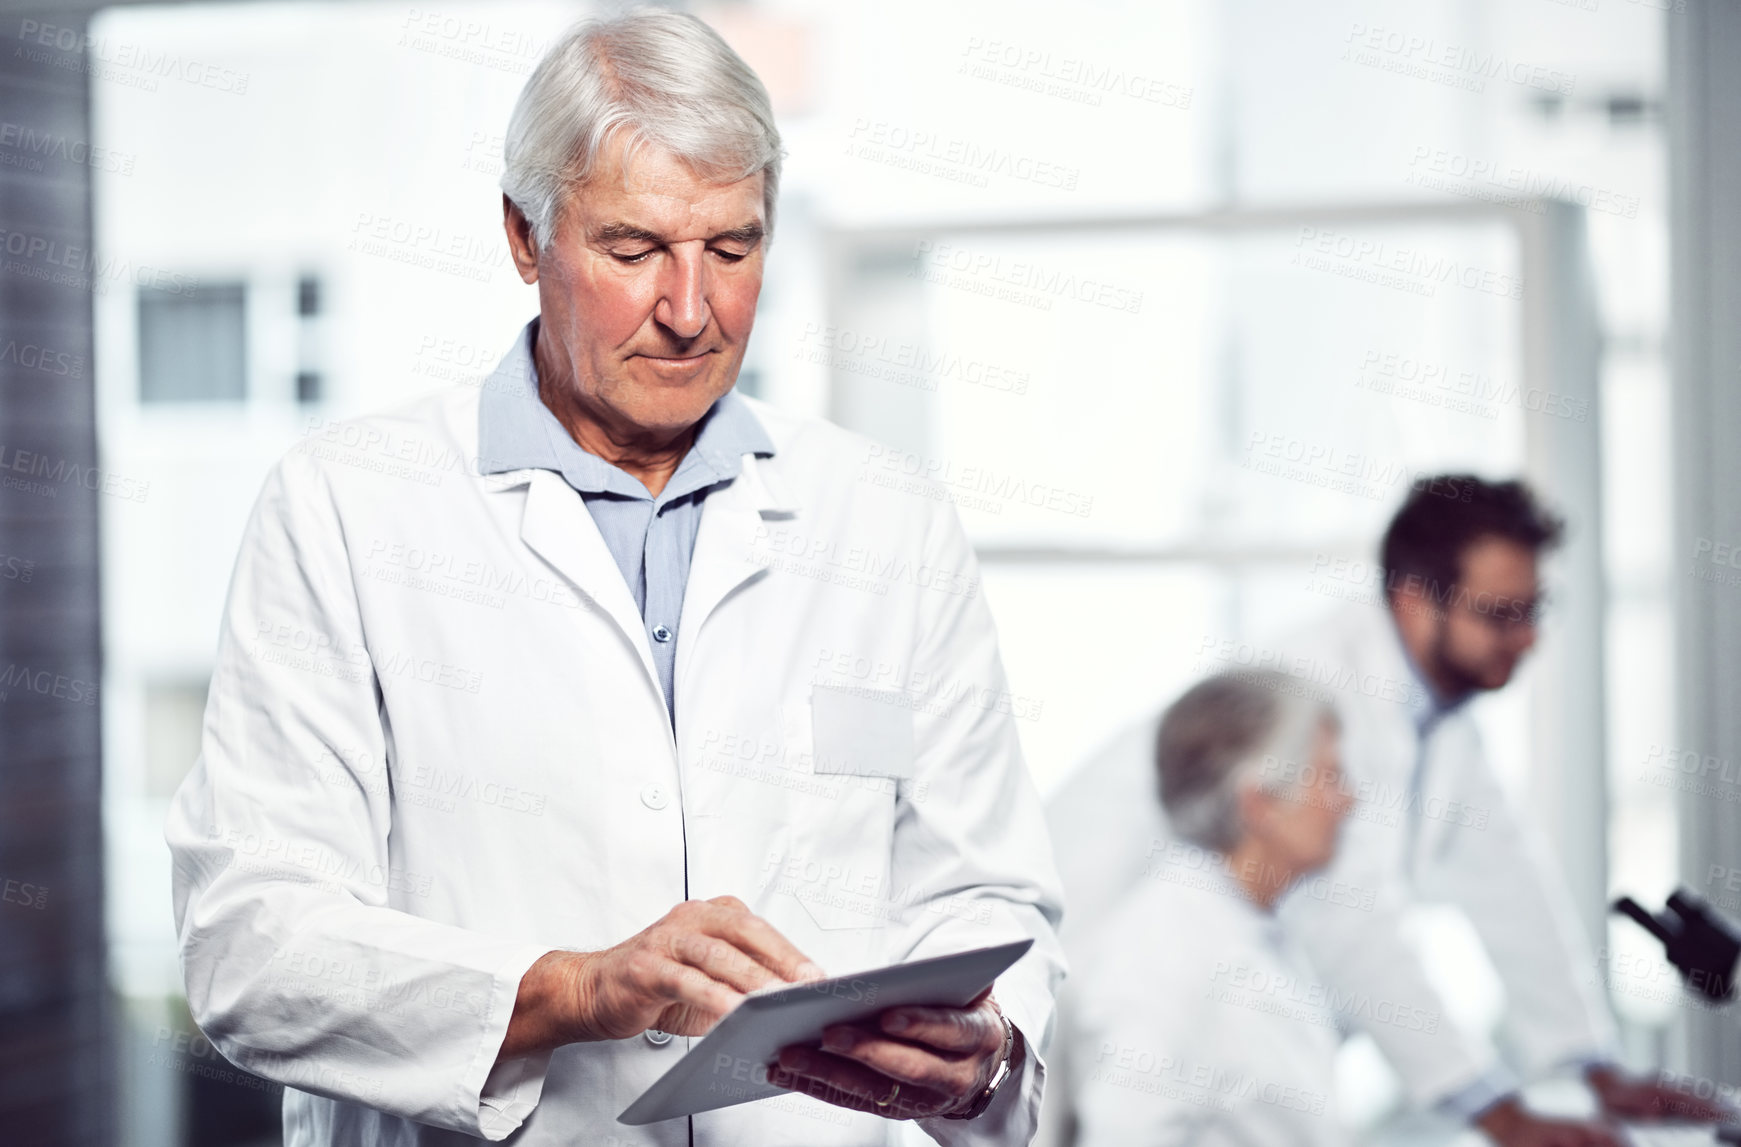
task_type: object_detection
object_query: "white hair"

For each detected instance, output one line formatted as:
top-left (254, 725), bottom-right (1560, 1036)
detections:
top-left (500, 9), bottom-right (784, 252)
top-left (1157, 671), bottom-right (1338, 854)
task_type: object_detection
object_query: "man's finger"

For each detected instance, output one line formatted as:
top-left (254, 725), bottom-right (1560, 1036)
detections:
top-left (700, 900), bottom-right (826, 983)
top-left (819, 1026), bottom-right (975, 1095)
top-left (768, 1062), bottom-right (904, 1117)
top-left (877, 1004), bottom-right (998, 1054)
top-left (655, 960), bottom-right (745, 1023)
top-left (776, 1046), bottom-right (900, 1106)
top-left (668, 931), bottom-right (786, 995)
top-left (770, 1047), bottom-right (954, 1118)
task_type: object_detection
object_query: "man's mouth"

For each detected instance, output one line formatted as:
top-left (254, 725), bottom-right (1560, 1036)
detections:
top-left (634, 349), bottom-right (717, 379)
top-left (638, 350), bottom-right (712, 365)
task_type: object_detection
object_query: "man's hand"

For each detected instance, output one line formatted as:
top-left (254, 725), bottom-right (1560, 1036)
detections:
top-left (767, 987), bottom-right (1019, 1121)
top-left (1475, 1097), bottom-right (1623, 1147)
top-left (1586, 1064), bottom-right (1730, 1122)
top-left (497, 896), bottom-right (824, 1062)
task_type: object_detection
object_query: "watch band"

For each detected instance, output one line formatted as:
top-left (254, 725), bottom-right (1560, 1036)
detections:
top-left (943, 1008), bottom-right (1015, 1120)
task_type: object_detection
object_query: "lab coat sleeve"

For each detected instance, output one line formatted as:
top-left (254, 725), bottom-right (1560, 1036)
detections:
top-left (1277, 778), bottom-right (1502, 1109)
top-left (1424, 725), bottom-right (1620, 1075)
top-left (164, 452), bottom-right (555, 1138)
top-left (891, 499), bottom-right (1068, 1147)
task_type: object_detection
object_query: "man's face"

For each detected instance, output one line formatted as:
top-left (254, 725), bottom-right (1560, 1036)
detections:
top-left (1426, 535), bottom-right (1544, 694)
top-left (504, 141), bottom-right (767, 438)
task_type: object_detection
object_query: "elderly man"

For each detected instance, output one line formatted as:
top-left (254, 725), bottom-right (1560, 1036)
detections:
top-left (1068, 671), bottom-right (1353, 1146)
top-left (166, 11), bottom-right (1063, 1146)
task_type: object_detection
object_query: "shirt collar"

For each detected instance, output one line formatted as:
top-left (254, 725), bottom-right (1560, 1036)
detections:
top-left (1207, 859), bottom-right (1290, 947)
top-left (476, 316), bottom-right (775, 504)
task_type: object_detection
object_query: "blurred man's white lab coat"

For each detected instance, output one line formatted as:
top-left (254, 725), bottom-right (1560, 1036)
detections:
top-left (1047, 601), bottom-right (1617, 1117)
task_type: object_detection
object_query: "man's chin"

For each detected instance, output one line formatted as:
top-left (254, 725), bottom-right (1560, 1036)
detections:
top-left (1479, 662), bottom-right (1518, 690)
top-left (615, 377), bottom-right (736, 432)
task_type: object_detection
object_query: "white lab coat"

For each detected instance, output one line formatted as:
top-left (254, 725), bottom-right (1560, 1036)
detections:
top-left (1067, 863), bottom-right (1343, 1147)
top-left (165, 330), bottom-right (1066, 1147)
top-left (1045, 602), bottom-right (1616, 1114)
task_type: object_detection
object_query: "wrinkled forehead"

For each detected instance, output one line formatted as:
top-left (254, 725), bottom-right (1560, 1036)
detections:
top-left (574, 136), bottom-right (766, 228)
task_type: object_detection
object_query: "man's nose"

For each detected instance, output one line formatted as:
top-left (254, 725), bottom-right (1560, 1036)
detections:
top-left (654, 245), bottom-right (710, 340)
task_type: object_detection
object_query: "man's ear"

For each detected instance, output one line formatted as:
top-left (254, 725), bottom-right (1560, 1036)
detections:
top-left (503, 195), bottom-right (540, 285)
top-left (1388, 580), bottom-right (1446, 636)
top-left (1234, 780), bottom-right (1272, 838)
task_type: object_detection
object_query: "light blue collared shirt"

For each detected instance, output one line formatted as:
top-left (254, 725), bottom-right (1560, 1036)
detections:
top-left (476, 318), bottom-right (774, 726)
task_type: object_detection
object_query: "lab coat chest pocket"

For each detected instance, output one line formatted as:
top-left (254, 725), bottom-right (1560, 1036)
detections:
top-left (808, 685), bottom-right (917, 781)
top-left (784, 685), bottom-right (912, 930)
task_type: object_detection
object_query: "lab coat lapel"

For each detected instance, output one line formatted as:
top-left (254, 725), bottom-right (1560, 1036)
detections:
top-left (678, 455), bottom-right (797, 675)
top-left (515, 468), bottom-right (661, 689)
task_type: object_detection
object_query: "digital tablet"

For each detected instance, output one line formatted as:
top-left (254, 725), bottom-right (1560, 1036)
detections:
top-left (617, 938), bottom-right (1034, 1125)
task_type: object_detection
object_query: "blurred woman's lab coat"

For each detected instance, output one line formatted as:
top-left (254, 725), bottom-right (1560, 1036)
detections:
top-left (1067, 863), bottom-right (1344, 1146)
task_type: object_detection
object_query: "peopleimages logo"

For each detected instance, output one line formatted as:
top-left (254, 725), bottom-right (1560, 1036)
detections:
top-left (792, 323), bottom-right (1031, 396)
top-left (1292, 226), bottom-right (1524, 301)
top-left (911, 240), bottom-right (1144, 314)
top-left (1404, 147), bottom-right (1639, 219)
top-left (1340, 22), bottom-right (1576, 96)
top-left (845, 119), bottom-right (1080, 191)
top-left (1355, 349), bottom-right (1589, 422)
top-left (0, 442), bottom-right (149, 503)
top-left (0, 224), bottom-right (197, 296)
top-left (0, 338), bottom-right (85, 379)
top-left (1690, 537), bottom-right (1741, 589)
top-left (860, 445), bottom-right (1093, 519)
top-left (15, 19), bottom-right (252, 94)
top-left (957, 36), bottom-right (1193, 109)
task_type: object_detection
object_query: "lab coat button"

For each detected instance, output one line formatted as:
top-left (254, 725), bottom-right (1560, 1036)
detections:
top-left (644, 1028), bottom-right (673, 1046)
top-left (651, 624), bottom-right (673, 643)
top-left (640, 783), bottom-right (670, 810)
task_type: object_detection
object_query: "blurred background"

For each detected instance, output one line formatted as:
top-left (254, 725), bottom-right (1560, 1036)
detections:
top-left (3, 0), bottom-right (1739, 1143)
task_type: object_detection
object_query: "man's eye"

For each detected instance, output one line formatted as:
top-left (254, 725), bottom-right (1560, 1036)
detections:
top-left (613, 250), bottom-right (654, 264)
top-left (711, 248), bottom-right (748, 263)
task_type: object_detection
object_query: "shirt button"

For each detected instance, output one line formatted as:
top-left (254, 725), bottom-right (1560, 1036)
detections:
top-left (644, 1028), bottom-right (673, 1046)
top-left (651, 624), bottom-right (673, 643)
top-left (639, 783), bottom-right (670, 810)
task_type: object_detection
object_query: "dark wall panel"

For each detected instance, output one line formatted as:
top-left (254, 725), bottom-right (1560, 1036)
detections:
top-left (0, 6), bottom-right (112, 1146)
